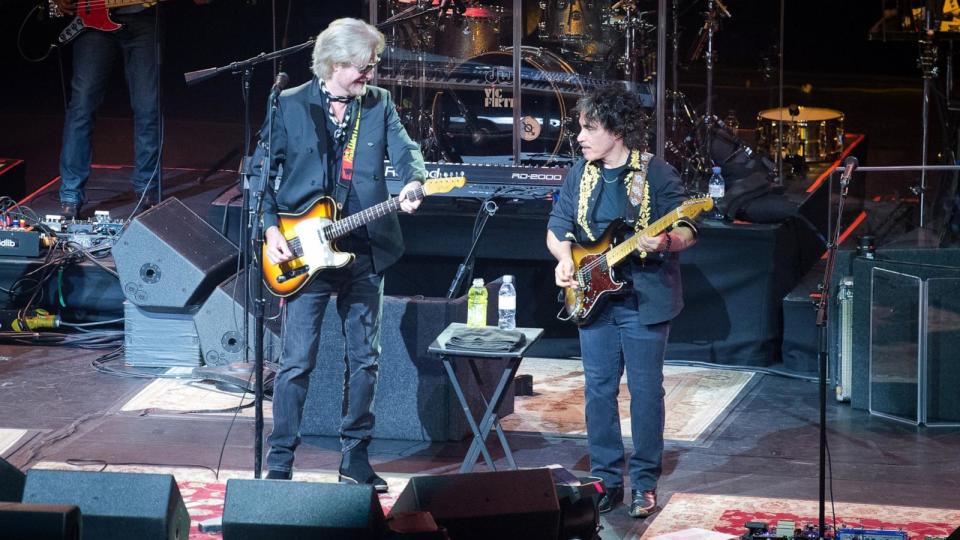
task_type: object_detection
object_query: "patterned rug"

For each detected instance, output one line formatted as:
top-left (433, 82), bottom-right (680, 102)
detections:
top-left (502, 361), bottom-right (755, 442)
top-left (120, 361), bottom-right (754, 444)
top-left (644, 493), bottom-right (960, 540)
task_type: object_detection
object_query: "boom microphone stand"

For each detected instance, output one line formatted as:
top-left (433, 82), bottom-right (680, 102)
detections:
top-left (184, 39), bottom-right (312, 478)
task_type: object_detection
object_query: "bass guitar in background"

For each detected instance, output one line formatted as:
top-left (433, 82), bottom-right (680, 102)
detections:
top-left (43, 0), bottom-right (165, 46)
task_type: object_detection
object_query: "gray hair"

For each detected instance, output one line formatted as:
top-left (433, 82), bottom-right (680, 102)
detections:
top-left (311, 18), bottom-right (385, 80)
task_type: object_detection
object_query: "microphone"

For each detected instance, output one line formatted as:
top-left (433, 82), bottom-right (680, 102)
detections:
top-left (270, 71), bottom-right (289, 100)
top-left (839, 156), bottom-right (858, 196)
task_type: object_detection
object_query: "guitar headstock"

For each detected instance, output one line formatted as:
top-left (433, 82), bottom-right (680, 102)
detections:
top-left (422, 175), bottom-right (467, 195)
top-left (677, 196), bottom-right (715, 220)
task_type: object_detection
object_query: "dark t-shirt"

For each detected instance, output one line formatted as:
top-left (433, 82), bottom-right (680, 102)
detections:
top-left (321, 96), bottom-right (370, 254)
top-left (593, 164), bottom-right (630, 234)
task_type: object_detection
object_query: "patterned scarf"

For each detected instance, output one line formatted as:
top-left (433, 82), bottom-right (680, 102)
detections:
top-left (320, 79), bottom-right (354, 142)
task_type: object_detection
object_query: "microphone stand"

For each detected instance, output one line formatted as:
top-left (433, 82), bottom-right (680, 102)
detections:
top-left (446, 199), bottom-right (498, 299)
top-left (183, 41), bottom-right (311, 479)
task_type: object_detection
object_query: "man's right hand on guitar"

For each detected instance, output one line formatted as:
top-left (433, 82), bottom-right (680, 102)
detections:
top-left (554, 257), bottom-right (577, 289)
top-left (265, 226), bottom-right (293, 264)
top-left (53, 0), bottom-right (76, 15)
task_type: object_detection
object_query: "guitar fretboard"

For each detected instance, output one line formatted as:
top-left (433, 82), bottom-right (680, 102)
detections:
top-left (324, 186), bottom-right (424, 241)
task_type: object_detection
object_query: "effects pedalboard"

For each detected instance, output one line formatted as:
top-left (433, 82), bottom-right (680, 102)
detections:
top-left (744, 521), bottom-right (909, 540)
top-left (42, 211), bottom-right (126, 250)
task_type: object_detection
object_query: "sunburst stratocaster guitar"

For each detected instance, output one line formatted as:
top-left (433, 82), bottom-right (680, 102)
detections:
top-left (559, 196), bottom-right (714, 325)
top-left (262, 176), bottom-right (466, 297)
top-left (47, 0), bottom-right (164, 46)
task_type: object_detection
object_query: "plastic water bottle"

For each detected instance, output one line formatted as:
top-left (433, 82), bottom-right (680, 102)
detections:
top-left (498, 275), bottom-right (517, 330)
top-left (467, 278), bottom-right (487, 327)
top-left (708, 166), bottom-right (725, 220)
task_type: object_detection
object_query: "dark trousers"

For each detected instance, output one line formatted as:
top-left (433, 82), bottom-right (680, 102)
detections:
top-left (578, 293), bottom-right (670, 492)
top-left (59, 11), bottom-right (159, 205)
top-left (267, 254), bottom-right (383, 473)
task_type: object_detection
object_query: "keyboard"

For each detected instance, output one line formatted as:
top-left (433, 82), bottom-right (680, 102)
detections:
top-left (384, 161), bottom-right (570, 199)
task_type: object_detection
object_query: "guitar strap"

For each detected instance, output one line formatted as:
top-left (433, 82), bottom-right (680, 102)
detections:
top-left (625, 151), bottom-right (653, 232)
top-left (334, 96), bottom-right (363, 209)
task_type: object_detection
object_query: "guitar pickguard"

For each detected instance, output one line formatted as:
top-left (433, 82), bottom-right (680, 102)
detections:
top-left (293, 216), bottom-right (353, 270)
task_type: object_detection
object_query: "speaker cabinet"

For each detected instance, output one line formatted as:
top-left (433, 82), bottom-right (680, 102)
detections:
top-left (391, 469), bottom-right (561, 540)
top-left (0, 503), bottom-right (81, 540)
top-left (0, 457), bottom-right (25, 502)
top-left (22, 470), bottom-right (190, 540)
top-left (193, 270), bottom-right (281, 367)
top-left (112, 197), bottom-right (237, 310)
top-left (222, 479), bottom-right (384, 539)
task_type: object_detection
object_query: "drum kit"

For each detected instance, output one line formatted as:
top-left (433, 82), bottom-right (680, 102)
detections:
top-left (375, 0), bottom-right (845, 183)
top-left (375, 0), bottom-right (657, 165)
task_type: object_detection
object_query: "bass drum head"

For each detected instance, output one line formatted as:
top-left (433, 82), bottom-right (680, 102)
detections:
top-left (432, 47), bottom-right (581, 164)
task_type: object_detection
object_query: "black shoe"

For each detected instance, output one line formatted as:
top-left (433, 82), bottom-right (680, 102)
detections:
top-left (628, 489), bottom-right (657, 518)
top-left (266, 469), bottom-right (291, 480)
top-left (338, 443), bottom-right (388, 493)
top-left (61, 203), bottom-right (80, 220)
top-left (133, 191), bottom-right (157, 212)
top-left (597, 485), bottom-right (623, 514)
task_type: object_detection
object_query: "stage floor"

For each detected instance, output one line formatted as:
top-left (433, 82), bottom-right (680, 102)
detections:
top-left (1, 343), bottom-right (958, 539)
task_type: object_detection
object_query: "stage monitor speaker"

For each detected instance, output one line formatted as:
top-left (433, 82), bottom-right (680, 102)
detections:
top-left (112, 197), bottom-right (237, 310)
top-left (222, 479), bottom-right (385, 539)
top-left (193, 269), bottom-right (281, 367)
top-left (391, 469), bottom-right (561, 540)
top-left (0, 502), bottom-right (81, 540)
top-left (0, 457), bottom-right (25, 502)
top-left (22, 470), bottom-right (190, 540)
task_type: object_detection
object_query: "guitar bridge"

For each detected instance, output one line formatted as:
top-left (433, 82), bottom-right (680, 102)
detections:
top-left (277, 265), bottom-right (309, 283)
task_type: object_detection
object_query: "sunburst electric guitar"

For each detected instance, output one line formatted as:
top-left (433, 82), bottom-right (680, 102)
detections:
top-left (559, 196), bottom-right (714, 325)
top-left (262, 176), bottom-right (466, 297)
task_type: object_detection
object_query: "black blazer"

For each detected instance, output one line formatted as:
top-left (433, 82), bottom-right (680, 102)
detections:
top-left (252, 79), bottom-right (426, 273)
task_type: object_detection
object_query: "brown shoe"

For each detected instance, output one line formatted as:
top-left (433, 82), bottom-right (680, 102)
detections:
top-left (628, 489), bottom-right (657, 518)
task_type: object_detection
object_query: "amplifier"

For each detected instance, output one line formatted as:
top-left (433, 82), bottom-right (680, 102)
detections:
top-left (836, 529), bottom-right (908, 540)
top-left (0, 230), bottom-right (42, 257)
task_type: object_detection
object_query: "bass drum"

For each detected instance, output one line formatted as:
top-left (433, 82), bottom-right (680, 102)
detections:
top-left (756, 107), bottom-right (845, 163)
top-left (432, 47), bottom-right (582, 164)
top-left (437, 6), bottom-right (510, 60)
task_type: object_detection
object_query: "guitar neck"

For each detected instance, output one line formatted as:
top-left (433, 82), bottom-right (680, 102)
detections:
top-left (605, 209), bottom-right (684, 267)
top-left (324, 185), bottom-right (424, 240)
top-left (105, 0), bottom-right (157, 8)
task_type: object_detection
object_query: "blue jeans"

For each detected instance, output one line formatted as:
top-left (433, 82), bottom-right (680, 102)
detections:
top-left (266, 254), bottom-right (384, 473)
top-left (578, 293), bottom-right (670, 492)
top-left (59, 11), bottom-right (159, 205)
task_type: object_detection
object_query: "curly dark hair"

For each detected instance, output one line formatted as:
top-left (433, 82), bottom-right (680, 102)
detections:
top-left (574, 84), bottom-right (649, 151)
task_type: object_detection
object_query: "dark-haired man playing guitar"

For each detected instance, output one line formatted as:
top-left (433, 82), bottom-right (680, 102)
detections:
top-left (546, 84), bottom-right (697, 518)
